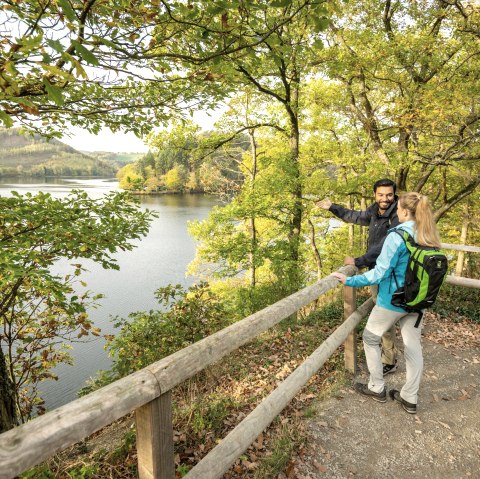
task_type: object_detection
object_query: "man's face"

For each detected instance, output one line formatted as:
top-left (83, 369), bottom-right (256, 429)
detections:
top-left (374, 186), bottom-right (395, 212)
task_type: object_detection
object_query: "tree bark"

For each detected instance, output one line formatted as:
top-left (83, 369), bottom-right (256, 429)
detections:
top-left (0, 347), bottom-right (17, 432)
top-left (455, 209), bottom-right (470, 277)
top-left (285, 72), bottom-right (303, 293)
top-left (248, 128), bottom-right (258, 289)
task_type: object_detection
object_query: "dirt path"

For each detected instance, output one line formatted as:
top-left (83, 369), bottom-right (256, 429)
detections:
top-left (294, 319), bottom-right (480, 479)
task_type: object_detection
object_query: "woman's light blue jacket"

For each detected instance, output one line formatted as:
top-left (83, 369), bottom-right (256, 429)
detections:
top-left (345, 220), bottom-right (415, 313)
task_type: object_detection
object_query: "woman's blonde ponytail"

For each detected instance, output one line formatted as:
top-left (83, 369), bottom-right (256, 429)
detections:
top-left (399, 193), bottom-right (441, 247)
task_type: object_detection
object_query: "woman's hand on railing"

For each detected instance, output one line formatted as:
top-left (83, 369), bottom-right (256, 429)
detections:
top-left (331, 272), bottom-right (347, 284)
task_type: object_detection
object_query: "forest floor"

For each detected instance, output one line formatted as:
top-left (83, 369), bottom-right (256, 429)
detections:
top-left (289, 311), bottom-right (480, 479)
top-left (33, 305), bottom-right (479, 479)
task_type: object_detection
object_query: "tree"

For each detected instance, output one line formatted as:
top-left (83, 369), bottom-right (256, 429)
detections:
top-left (1, 0), bottom-right (318, 138)
top-left (314, 0), bottom-right (480, 219)
top-left (0, 190), bottom-right (155, 429)
top-left (181, 0), bottom-right (331, 292)
top-left (162, 164), bottom-right (188, 191)
top-left (117, 163), bottom-right (144, 190)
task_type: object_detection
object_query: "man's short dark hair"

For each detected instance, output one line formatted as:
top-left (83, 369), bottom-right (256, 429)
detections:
top-left (373, 178), bottom-right (396, 193)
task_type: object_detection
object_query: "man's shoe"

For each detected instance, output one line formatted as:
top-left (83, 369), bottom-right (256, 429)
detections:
top-left (389, 389), bottom-right (417, 414)
top-left (354, 382), bottom-right (387, 403)
top-left (383, 361), bottom-right (398, 375)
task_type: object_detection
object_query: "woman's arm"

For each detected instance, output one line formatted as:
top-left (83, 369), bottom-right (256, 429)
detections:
top-left (344, 232), bottom-right (405, 288)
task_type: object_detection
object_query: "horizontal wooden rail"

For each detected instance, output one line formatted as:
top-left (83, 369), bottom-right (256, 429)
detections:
top-left (185, 298), bottom-right (375, 479)
top-left (0, 266), bottom-right (356, 479)
top-left (440, 243), bottom-right (480, 254)
top-left (445, 275), bottom-right (480, 289)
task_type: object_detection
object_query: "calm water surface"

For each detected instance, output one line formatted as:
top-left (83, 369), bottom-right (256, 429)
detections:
top-left (0, 177), bottom-right (219, 409)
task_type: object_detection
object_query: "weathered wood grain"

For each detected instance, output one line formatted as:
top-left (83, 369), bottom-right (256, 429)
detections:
top-left (441, 243), bottom-right (480, 254)
top-left (445, 275), bottom-right (480, 289)
top-left (136, 392), bottom-right (174, 479)
top-left (343, 285), bottom-right (357, 373)
top-left (0, 369), bottom-right (160, 479)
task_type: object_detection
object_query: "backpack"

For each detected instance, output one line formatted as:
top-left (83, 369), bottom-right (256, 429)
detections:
top-left (390, 230), bottom-right (448, 327)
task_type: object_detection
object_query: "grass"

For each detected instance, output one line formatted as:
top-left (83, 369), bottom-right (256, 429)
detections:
top-left (253, 422), bottom-right (304, 479)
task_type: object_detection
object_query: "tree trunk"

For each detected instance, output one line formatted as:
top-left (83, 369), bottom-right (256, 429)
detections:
top-left (0, 347), bottom-right (17, 432)
top-left (347, 195), bottom-right (355, 249)
top-left (455, 210), bottom-right (470, 277)
top-left (285, 75), bottom-right (303, 294)
top-left (360, 195), bottom-right (367, 251)
top-left (248, 129), bottom-right (258, 289)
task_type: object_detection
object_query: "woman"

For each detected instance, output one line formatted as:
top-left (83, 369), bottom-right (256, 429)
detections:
top-left (332, 192), bottom-right (441, 414)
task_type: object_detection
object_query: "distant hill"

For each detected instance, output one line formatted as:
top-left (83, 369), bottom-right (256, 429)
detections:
top-left (0, 129), bottom-right (118, 177)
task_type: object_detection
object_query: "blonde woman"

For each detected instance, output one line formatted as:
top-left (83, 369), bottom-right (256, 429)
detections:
top-left (333, 192), bottom-right (441, 414)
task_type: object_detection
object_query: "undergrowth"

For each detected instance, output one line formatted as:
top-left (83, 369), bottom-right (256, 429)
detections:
top-left (432, 283), bottom-right (480, 323)
top-left (22, 296), bottom-right (362, 479)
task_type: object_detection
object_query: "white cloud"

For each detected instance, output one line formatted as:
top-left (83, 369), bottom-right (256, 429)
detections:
top-left (63, 107), bottom-right (225, 153)
top-left (64, 127), bottom-right (149, 153)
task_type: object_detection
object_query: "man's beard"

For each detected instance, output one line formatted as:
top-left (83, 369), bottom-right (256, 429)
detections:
top-left (377, 201), bottom-right (393, 209)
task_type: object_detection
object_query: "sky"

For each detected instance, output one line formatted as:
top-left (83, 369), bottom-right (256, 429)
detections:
top-left (63, 109), bottom-right (222, 153)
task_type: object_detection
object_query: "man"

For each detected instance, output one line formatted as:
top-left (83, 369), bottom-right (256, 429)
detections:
top-left (317, 178), bottom-right (400, 375)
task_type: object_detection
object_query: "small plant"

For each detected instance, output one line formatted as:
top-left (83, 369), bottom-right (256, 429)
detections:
top-left (433, 284), bottom-right (480, 323)
top-left (254, 424), bottom-right (303, 479)
top-left (109, 428), bottom-right (136, 463)
top-left (20, 465), bottom-right (55, 479)
top-left (65, 464), bottom-right (99, 479)
top-left (177, 464), bottom-right (190, 477)
top-left (106, 282), bottom-right (231, 377)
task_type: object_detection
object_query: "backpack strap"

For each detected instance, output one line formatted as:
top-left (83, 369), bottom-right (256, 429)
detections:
top-left (414, 311), bottom-right (424, 328)
top-left (390, 229), bottom-right (408, 290)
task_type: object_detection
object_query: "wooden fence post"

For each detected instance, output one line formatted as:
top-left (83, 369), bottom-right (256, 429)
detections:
top-left (136, 391), bottom-right (175, 479)
top-left (343, 285), bottom-right (357, 373)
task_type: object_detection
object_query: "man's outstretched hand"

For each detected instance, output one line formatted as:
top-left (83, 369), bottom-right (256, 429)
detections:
top-left (316, 199), bottom-right (332, 209)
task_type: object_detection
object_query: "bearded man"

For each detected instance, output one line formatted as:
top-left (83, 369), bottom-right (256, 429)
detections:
top-left (317, 178), bottom-right (400, 375)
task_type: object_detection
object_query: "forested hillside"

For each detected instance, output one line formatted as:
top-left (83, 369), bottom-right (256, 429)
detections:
top-left (117, 124), bottom-right (250, 194)
top-left (0, 129), bottom-right (117, 177)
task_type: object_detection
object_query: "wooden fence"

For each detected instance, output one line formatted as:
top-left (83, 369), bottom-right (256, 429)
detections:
top-left (1, 243), bottom-right (479, 479)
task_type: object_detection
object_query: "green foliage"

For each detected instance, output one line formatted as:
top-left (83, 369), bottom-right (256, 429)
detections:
top-left (1, 0), bottom-right (321, 138)
top-left (432, 284), bottom-right (480, 323)
top-left (65, 465), bottom-right (99, 479)
top-left (162, 164), bottom-right (189, 192)
top-left (177, 464), bottom-right (191, 477)
top-left (0, 191), bottom-right (155, 420)
top-left (109, 429), bottom-right (137, 464)
top-left (106, 283), bottom-right (231, 378)
top-left (19, 465), bottom-right (55, 479)
top-left (303, 0), bottom-right (480, 220)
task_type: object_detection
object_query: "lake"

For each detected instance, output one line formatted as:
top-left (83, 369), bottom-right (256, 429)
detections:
top-left (0, 177), bottom-right (219, 410)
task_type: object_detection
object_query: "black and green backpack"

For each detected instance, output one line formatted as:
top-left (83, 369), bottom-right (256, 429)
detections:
top-left (391, 230), bottom-right (448, 327)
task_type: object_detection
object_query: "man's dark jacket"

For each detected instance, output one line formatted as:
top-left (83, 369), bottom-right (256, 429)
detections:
top-left (329, 199), bottom-right (399, 269)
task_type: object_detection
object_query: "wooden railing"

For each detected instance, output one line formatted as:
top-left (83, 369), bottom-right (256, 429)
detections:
top-left (1, 243), bottom-right (479, 479)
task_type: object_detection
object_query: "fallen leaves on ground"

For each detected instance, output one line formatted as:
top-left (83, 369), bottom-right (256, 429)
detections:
top-left (423, 312), bottom-right (480, 350)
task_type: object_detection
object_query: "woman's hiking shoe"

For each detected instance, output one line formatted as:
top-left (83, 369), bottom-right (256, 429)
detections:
top-left (354, 382), bottom-right (387, 403)
top-left (382, 361), bottom-right (398, 375)
top-left (389, 389), bottom-right (417, 414)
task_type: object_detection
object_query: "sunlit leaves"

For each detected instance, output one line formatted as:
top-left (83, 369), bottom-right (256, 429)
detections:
top-left (0, 191), bottom-right (156, 419)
